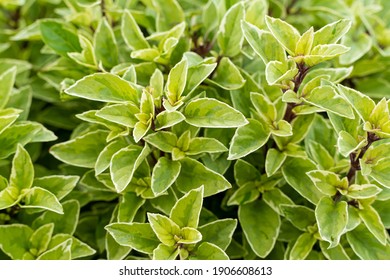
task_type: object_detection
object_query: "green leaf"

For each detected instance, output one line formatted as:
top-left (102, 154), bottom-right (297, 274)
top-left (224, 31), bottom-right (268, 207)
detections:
top-left (96, 103), bottom-right (139, 128)
top-left (265, 60), bottom-right (298, 85)
top-left (313, 19), bottom-right (352, 46)
top-left (369, 158), bottom-right (390, 188)
top-left (37, 239), bottom-right (72, 260)
top-left (262, 188), bottom-right (294, 215)
top-left (320, 241), bottom-right (350, 260)
top-left (155, 111), bottom-right (185, 130)
top-left (94, 18), bottom-right (118, 69)
top-left (186, 137), bottom-right (227, 155)
top-left (304, 44), bottom-right (350, 66)
top-left (282, 158), bottom-right (325, 204)
top-left (0, 108), bottom-right (21, 134)
top-left (110, 144), bottom-right (150, 193)
top-left (29, 223), bottom-right (54, 257)
top-left (315, 197), bottom-right (348, 248)
top-left (105, 223), bottom-right (160, 254)
top-left (265, 148), bottom-right (287, 176)
top-left (306, 141), bottom-right (335, 170)
top-left (121, 10), bottom-right (149, 50)
top-left (50, 130), bottom-right (108, 168)
top-left (239, 200), bottom-right (280, 258)
top-left (95, 139), bottom-right (128, 175)
top-left (191, 242), bottom-right (229, 260)
top-left (337, 131), bottom-right (365, 157)
top-left (304, 85), bottom-right (354, 119)
top-left (0, 67), bottom-right (16, 109)
top-left (227, 182), bottom-right (259, 206)
top-left (358, 205), bottom-right (388, 245)
top-left (152, 0), bottom-right (184, 32)
top-left (0, 224), bottom-right (33, 259)
top-left (147, 213), bottom-right (180, 246)
top-left (228, 119), bottom-right (270, 160)
top-left (265, 16), bottom-right (301, 55)
top-left (9, 144), bottom-right (34, 192)
top-left (39, 19), bottom-right (81, 56)
top-left (151, 157), bottom-right (181, 196)
top-left (106, 233), bottom-right (131, 260)
top-left (347, 184), bottom-right (382, 199)
top-left (346, 224), bottom-right (390, 260)
top-left (373, 200), bottom-right (390, 228)
top-left (178, 227), bottom-right (202, 244)
top-left (184, 97), bottom-right (247, 128)
top-left (184, 63), bottom-right (217, 95)
top-left (65, 73), bottom-right (139, 104)
top-left (49, 234), bottom-right (96, 259)
top-left (337, 84), bottom-right (375, 122)
top-left (208, 57), bottom-right (246, 90)
top-left (170, 186), bottom-right (203, 229)
top-left (153, 243), bottom-right (179, 260)
top-left (32, 200), bottom-right (80, 235)
top-left (289, 232), bottom-right (317, 260)
top-left (295, 27), bottom-right (314, 55)
top-left (280, 205), bottom-right (316, 231)
top-left (118, 192), bottom-right (145, 223)
top-left (166, 58), bottom-right (188, 107)
top-left (241, 21), bottom-right (286, 64)
top-left (144, 131), bottom-right (178, 153)
top-left (217, 2), bottom-right (245, 57)
top-left (306, 170), bottom-right (342, 196)
top-left (22, 187), bottom-right (63, 214)
top-left (0, 188), bottom-right (18, 210)
top-left (176, 157), bottom-right (231, 197)
top-left (198, 219), bottom-right (237, 250)
top-left (33, 174), bottom-right (78, 201)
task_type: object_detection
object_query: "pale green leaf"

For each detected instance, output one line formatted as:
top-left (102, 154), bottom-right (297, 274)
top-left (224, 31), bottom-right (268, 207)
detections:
top-left (228, 119), bottom-right (270, 160)
top-left (289, 232), bottom-right (317, 260)
top-left (265, 16), bottom-right (301, 55)
top-left (0, 224), bottom-right (33, 259)
top-left (37, 239), bottom-right (72, 260)
top-left (65, 73), bottom-right (139, 104)
top-left (144, 131), bottom-right (177, 153)
top-left (50, 130), bottom-right (108, 168)
top-left (170, 186), bottom-right (203, 229)
top-left (110, 144), bottom-right (150, 193)
top-left (29, 224), bottom-right (54, 257)
top-left (121, 10), bottom-right (149, 50)
top-left (217, 2), bottom-right (245, 57)
top-left (282, 158), bottom-right (325, 204)
top-left (184, 97), bottom-right (248, 128)
top-left (208, 57), bottom-right (246, 90)
top-left (22, 187), bottom-right (63, 214)
top-left (147, 213), bottom-right (180, 246)
top-left (191, 242), bottom-right (229, 260)
top-left (0, 67), bottom-right (16, 109)
top-left (239, 200), bottom-right (280, 258)
top-left (105, 222), bottom-right (160, 254)
top-left (198, 219), bottom-right (237, 250)
top-left (94, 18), bottom-right (118, 68)
top-left (176, 157), bottom-right (231, 197)
top-left (153, 243), bottom-right (179, 260)
top-left (96, 103), bottom-right (139, 128)
top-left (265, 148), bottom-right (287, 176)
top-left (155, 111), bottom-right (185, 130)
top-left (315, 197), bottom-right (348, 248)
top-left (9, 144), bottom-right (34, 192)
top-left (313, 19), bottom-right (352, 46)
top-left (241, 21), bottom-right (286, 64)
top-left (358, 205), bottom-right (388, 245)
top-left (33, 175), bottom-right (78, 201)
top-left (151, 157), bottom-right (181, 196)
top-left (166, 58), bottom-right (187, 106)
top-left (281, 204), bottom-right (316, 231)
top-left (346, 224), bottom-right (390, 260)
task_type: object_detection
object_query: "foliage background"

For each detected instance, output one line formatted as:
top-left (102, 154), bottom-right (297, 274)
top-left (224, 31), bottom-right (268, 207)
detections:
top-left (0, 0), bottom-right (389, 260)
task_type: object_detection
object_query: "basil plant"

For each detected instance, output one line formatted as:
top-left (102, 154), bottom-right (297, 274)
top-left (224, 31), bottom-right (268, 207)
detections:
top-left (0, 0), bottom-right (389, 260)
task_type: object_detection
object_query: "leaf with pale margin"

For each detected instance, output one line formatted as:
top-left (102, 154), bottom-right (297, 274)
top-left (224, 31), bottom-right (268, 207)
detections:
top-left (228, 119), bottom-right (270, 160)
top-left (315, 197), bottom-right (348, 248)
top-left (184, 98), bottom-right (247, 128)
top-left (170, 186), bottom-right (203, 229)
top-left (151, 157), bottom-right (181, 196)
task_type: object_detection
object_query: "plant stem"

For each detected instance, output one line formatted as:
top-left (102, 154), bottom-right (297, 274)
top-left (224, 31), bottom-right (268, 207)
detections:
top-left (346, 132), bottom-right (380, 184)
top-left (283, 63), bottom-right (310, 122)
